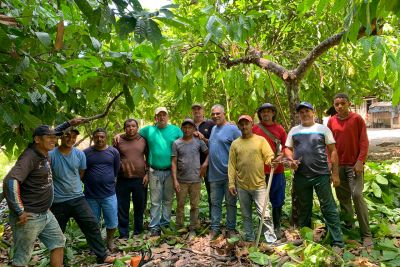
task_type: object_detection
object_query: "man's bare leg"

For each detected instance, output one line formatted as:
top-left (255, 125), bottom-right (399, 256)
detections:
top-left (50, 247), bottom-right (64, 267)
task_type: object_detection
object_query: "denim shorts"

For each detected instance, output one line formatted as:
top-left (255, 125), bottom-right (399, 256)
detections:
top-left (86, 194), bottom-right (118, 229)
top-left (9, 210), bottom-right (66, 266)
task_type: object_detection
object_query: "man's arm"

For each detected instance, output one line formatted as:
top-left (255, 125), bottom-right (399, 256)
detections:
top-left (228, 145), bottom-right (237, 196)
top-left (3, 177), bottom-right (31, 225)
top-left (327, 144), bottom-right (340, 187)
top-left (171, 156), bottom-right (180, 192)
top-left (54, 118), bottom-right (85, 132)
top-left (79, 170), bottom-right (85, 180)
top-left (355, 117), bottom-right (369, 175)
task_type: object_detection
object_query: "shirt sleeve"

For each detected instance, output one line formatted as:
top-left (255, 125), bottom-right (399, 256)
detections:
top-left (261, 139), bottom-right (275, 165)
top-left (113, 148), bottom-right (121, 177)
top-left (285, 129), bottom-right (294, 148)
top-left (78, 150), bottom-right (87, 170)
top-left (54, 121), bottom-right (71, 132)
top-left (200, 140), bottom-right (208, 153)
top-left (279, 125), bottom-right (288, 150)
top-left (228, 143), bottom-right (237, 189)
top-left (324, 126), bottom-right (336, 145)
top-left (3, 177), bottom-right (24, 216)
top-left (172, 141), bottom-right (178, 157)
top-left (357, 116), bottom-right (369, 162)
top-left (233, 126), bottom-right (242, 140)
top-left (8, 152), bottom-right (34, 183)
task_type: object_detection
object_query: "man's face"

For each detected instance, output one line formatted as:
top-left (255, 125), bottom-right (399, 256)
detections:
top-left (93, 132), bottom-right (107, 148)
top-left (35, 134), bottom-right (57, 152)
top-left (333, 97), bottom-right (351, 117)
top-left (61, 132), bottom-right (78, 148)
top-left (260, 108), bottom-right (275, 123)
top-left (298, 108), bottom-right (315, 125)
top-left (182, 124), bottom-right (195, 137)
top-left (211, 107), bottom-right (225, 126)
top-left (124, 121), bottom-right (138, 136)
top-left (192, 106), bottom-right (204, 119)
top-left (238, 119), bottom-right (253, 135)
top-left (155, 111), bottom-right (168, 127)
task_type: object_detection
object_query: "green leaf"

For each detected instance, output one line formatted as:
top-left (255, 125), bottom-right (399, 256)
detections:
top-left (343, 251), bottom-right (356, 261)
top-left (116, 16), bottom-right (137, 39)
top-left (206, 15), bottom-right (217, 32)
top-left (300, 227), bottom-right (313, 241)
top-left (375, 174), bottom-right (389, 185)
top-left (297, 0), bottom-right (315, 16)
top-left (35, 32), bottom-right (51, 47)
top-left (372, 49), bottom-right (383, 67)
top-left (129, 0), bottom-right (143, 11)
top-left (316, 0), bottom-right (329, 17)
top-left (147, 19), bottom-right (162, 48)
top-left (331, 0), bottom-right (346, 14)
top-left (112, 259), bottom-right (125, 267)
top-left (227, 236), bottom-right (240, 244)
top-left (74, 0), bottom-right (93, 21)
top-left (16, 56), bottom-right (30, 73)
top-left (249, 251), bottom-right (270, 265)
top-left (90, 37), bottom-right (101, 50)
top-left (112, 0), bottom-right (128, 13)
top-left (123, 84), bottom-right (135, 111)
top-left (371, 182), bottom-right (382, 198)
top-left (55, 63), bottom-right (67, 76)
top-left (382, 251), bottom-right (399, 261)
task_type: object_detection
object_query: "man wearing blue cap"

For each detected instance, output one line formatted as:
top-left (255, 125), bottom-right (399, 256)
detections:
top-left (285, 102), bottom-right (344, 249)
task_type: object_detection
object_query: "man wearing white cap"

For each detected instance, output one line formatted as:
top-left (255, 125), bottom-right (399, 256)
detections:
top-left (139, 107), bottom-right (183, 236)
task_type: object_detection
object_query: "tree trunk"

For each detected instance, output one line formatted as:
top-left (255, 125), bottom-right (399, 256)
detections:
top-left (285, 80), bottom-right (300, 127)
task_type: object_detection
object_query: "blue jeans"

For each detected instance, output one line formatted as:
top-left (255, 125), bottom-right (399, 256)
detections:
top-left (9, 210), bottom-right (66, 266)
top-left (86, 194), bottom-right (118, 229)
top-left (237, 187), bottom-right (277, 243)
top-left (210, 179), bottom-right (237, 232)
top-left (149, 169), bottom-right (174, 231)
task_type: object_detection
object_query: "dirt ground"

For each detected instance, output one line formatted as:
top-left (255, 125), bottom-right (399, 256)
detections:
top-left (367, 128), bottom-right (400, 161)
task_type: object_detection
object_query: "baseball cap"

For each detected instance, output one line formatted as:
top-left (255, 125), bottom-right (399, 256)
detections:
top-left (296, 101), bottom-right (314, 112)
top-left (155, 107), bottom-right (168, 115)
top-left (181, 118), bottom-right (196, 127)
top-left (33, 125), bottom-right (63, 137)
top-left (64, 127), bottom-right (80, 135)
top-left (191, 103), bottom-right (203, 109)
top-left (238, 115), bottom-right (253, 122)
top-left (257, 103), bottom-right (277, 113)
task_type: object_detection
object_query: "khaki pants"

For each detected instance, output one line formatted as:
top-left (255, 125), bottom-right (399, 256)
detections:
top-left (335, 166), bottom-right (371, 238)
top-left (176, 182), bottom-right (201, 230)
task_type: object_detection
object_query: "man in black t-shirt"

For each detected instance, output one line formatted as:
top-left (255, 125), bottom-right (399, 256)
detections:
top-left (3, 119), bottom-right (81, 266)
top-left (192, 103), bottom-right (215, 219)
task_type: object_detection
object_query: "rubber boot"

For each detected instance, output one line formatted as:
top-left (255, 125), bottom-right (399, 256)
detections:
top-left (272, 207), bottom-right (282, 239)
top-left (106, 228), bottom-right (116, 252)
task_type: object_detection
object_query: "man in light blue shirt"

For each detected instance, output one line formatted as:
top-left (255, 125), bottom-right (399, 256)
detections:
top-left (50, 128), bottom-right (115, 264)
top-left (205, 104), bottom-right (241, 238)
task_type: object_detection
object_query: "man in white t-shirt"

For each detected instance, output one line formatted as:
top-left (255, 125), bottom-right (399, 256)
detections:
top-left (285, 102), bottom-right (344, 249)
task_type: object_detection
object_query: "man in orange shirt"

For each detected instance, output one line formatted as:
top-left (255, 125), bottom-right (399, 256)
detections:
top-left (328, 93), bottom-right (372, 249)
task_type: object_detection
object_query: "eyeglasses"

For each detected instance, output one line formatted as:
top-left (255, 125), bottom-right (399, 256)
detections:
top-left (211, 112), bottom-right (221, 116)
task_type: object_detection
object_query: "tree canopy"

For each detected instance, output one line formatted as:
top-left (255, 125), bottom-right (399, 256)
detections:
top-left (1, 0), bottom-right (400, 155)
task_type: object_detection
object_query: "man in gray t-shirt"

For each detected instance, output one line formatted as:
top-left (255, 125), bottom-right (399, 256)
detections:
top-left (172, 119), bottom-right (208, 232)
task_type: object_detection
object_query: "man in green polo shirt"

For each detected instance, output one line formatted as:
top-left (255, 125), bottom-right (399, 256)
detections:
top-left (139, 107), bottom-right (183, 236)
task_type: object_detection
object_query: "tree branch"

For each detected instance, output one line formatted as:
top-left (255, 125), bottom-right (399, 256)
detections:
top-left (220, 48), bottom-right (288, 79)
top-left (81, 91), bottom-right (123, 123)
top-left (294, 31), bottom-right (344, 80)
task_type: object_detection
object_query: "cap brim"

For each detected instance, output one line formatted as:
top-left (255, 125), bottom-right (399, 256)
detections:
top-left (191, 104), bottom-right (203, 109)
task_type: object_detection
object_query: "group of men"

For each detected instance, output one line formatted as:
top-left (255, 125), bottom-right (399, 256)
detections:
top-left (3, 93), bottom-right (372, 266)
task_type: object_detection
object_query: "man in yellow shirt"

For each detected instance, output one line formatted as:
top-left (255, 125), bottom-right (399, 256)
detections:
top-left (228, 115), bottom-right (276, 243)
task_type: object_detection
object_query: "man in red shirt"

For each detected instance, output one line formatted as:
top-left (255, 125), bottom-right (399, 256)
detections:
top-left (328, 93), bottom-right (372, 249)
top-left (252, 103), bottom-right (287, 239)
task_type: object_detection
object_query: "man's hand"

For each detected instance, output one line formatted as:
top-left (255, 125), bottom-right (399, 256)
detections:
top-left (200, 164), bottom-right (208, 178)
top-left (17, 212), bottom-right (31, 225)
top-left (331, 174), bottom-right (340, 187)
top-left (143, 174), bottom-right (149, 187)
top-left (288, 159), bottom-right (300, 171)
top-left (173, 179), bottom-right (180, 193)
top-left (69, 118), bottom-right (85, 126)
top-left (193, 131), bottom-right (205, 140)
top-left (113, 134), bottom-right (122, 146)
top-left (229, 187), bottom-right (237, 196)
top-left (354, 160), bottom-right (364, 175)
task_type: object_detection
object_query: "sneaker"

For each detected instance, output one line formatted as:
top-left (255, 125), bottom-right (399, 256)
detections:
top-left (225, 229), bottom-right (238, 238)
top-left (363, 237), bottom-right (373, 252)
top-left (188, 231), bottom-right (196, 240)
top-left (150, 230), bottom-right (161, 237)
top-left (332, 246), bottom-right (343, 256)
top-left (209, 230), bottom-right (219, 239)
